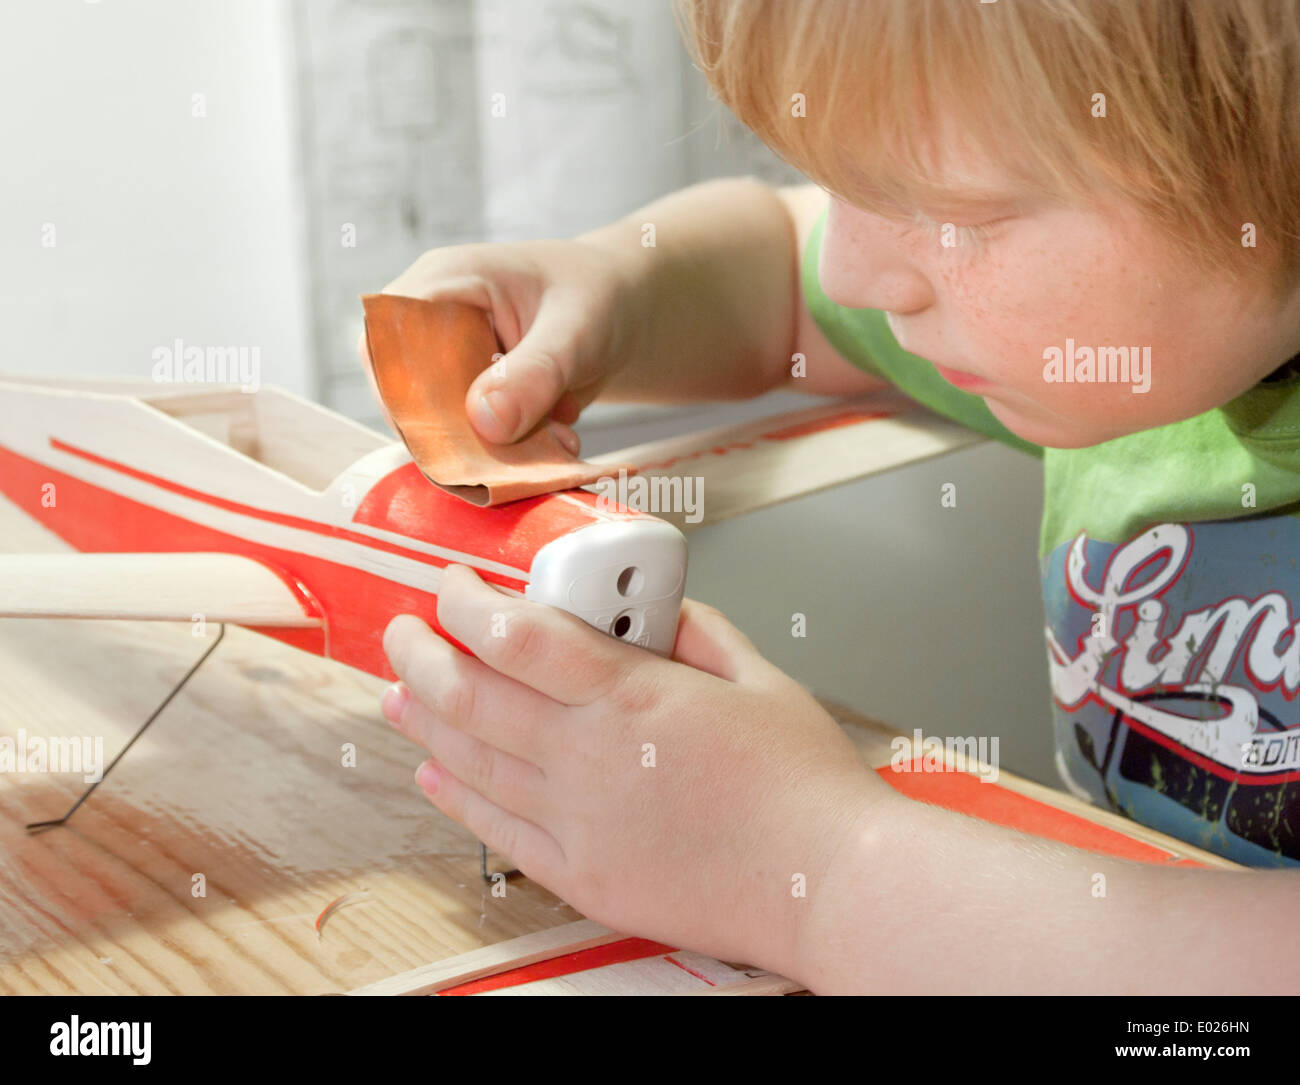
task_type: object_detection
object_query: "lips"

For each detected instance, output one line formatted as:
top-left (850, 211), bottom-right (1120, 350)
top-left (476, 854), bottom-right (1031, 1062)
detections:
top-left (886, 315), bottom-right (993, 391)
top-left (883, 314), bottom-right (993, 389)
top-left (932, 364), bottom-right (993, 391)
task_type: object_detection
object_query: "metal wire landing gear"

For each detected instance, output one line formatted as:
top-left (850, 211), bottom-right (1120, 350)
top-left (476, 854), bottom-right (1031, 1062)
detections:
top-left (480, 842), bottom-right (519, 884)
top-left (25, 625), bottom-right (226, 833)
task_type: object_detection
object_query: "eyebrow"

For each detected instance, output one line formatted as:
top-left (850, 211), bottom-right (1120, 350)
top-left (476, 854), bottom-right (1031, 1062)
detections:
top-left (909, 185), bottom-right (1032, 214)
top-left (833, 169), bottom-right (1033, 217)
top-left (851, 190), bottom-right (1027, 227)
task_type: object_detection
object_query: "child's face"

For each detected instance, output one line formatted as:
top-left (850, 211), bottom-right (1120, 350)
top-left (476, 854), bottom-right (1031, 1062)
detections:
top-left (818, 149), bottom-right (1300, 448)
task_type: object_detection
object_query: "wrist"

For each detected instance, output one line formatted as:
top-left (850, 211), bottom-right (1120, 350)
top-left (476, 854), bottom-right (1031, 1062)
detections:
top-left (573, 224), bottom-right (657, 396)
top-left (788, 780), bottom-right (912, 993)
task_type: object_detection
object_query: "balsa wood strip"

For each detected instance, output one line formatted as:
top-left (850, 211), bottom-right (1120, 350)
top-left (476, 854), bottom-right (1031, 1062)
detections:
top-left (0, 553), bottom-right (321, 627)
top-left (475, 952), bottom-right (800, 996)
top-left (822, 699), bottom-right (1244, 871)
top-left (348, 919), bottom-right (620, 996)
top-left (591, 394), bottom-right (986, 531)
top-left (352, 927), bottom-right (805, 996)
top-left (688, 974), bottom-right (808, 996)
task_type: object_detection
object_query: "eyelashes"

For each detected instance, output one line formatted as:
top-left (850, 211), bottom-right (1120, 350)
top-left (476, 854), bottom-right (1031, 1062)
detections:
top-left (907, 211), bottom-right (999, 254)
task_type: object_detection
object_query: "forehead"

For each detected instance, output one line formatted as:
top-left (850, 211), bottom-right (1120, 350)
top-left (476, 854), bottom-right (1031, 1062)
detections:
top-left (783, 60), bottom-right (1091, 219)
top-left (835, 137), bottom-right (1042, 215)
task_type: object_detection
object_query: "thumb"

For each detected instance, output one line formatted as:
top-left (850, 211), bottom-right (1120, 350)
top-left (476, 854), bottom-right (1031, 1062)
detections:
top-left (466, 297), bottom-right (590, 445)
top-left (670, 599), bottom-right (774, 686)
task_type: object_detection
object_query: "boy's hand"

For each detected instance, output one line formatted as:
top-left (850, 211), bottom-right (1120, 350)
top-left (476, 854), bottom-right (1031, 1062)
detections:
top-left (381, 563), bottom-right (895, 980)
top-left (358, 239), bottom-right (648, 455)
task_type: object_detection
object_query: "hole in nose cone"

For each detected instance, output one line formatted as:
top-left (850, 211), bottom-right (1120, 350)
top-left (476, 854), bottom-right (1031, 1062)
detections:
top-left (616, 566), bottom-right (643, 596)
top-left (613, 613), bottom-right (633, 638)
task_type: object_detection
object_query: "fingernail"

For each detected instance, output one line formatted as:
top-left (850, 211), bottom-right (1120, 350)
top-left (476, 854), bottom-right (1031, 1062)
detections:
top-left (381, 682), bottom-right (409, 722)
top-left (478, 391), bottom-right (517, 441)
top-left (553, 426), bottom-right (579, 456)
top-left (416, 760), bottom-right (441, 793)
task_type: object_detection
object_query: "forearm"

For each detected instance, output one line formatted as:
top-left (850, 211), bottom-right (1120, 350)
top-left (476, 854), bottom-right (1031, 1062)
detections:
top-left (797, 791), bottom-right (1299, 994)
top-left (577, 177), bottom-right (796, 403)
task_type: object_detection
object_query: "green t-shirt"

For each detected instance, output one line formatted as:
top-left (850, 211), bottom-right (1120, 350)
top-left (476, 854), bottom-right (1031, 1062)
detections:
top-left (804, 208), bottom-right (1300, 868)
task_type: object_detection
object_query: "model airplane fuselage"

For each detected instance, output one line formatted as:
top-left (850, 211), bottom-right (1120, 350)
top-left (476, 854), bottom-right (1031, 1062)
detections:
top-left (0, 377), bottom-right (687, 680)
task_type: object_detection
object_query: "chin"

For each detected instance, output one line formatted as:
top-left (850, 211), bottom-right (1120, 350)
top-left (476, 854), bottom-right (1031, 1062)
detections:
top-left (984, 400), bottom-right (1126, 449)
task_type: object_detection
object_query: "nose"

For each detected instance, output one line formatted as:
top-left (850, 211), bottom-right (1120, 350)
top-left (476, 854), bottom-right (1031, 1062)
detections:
top-left (818, 198), bottom-right (933, 314)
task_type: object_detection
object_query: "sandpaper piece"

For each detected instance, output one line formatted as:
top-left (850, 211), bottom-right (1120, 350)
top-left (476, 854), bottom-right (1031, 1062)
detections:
top-left (361, 293), bottom-right (638, 506)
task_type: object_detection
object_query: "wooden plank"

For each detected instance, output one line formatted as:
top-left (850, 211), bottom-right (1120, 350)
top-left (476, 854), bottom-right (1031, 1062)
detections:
top-left (348, 919), bottom-right (622, 996)
top-left (0, 553), bottom-right (321, 627)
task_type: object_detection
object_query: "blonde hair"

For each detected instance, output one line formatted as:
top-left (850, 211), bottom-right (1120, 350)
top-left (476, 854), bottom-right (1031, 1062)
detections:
top-left (673, 0), bottom-right (1300, 291)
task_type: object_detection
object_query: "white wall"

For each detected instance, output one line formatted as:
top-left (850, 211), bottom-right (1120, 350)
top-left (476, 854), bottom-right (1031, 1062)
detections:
top-left (686, 442), bottom-right (1057, 787)
top-left (473, 0), bottom-right (690, 241)
top-left (0, 0), bottom-right (312, 394)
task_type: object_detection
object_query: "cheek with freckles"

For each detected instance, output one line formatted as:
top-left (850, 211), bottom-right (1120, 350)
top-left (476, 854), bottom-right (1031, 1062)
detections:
top-left (935, 209), bottom-right (1279, 446)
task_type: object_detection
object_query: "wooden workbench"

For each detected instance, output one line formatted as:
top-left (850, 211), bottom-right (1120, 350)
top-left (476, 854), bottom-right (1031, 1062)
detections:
top-left (0, 494), bottom-right (1235, 995)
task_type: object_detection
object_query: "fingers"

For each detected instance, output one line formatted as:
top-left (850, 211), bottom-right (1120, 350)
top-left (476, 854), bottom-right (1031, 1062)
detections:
top-left (383, 614), bottom-right (558, 766)
top-left (465, 295), bottom-right (588, 444)
top-left (550, 390), bottom-right (583, 426)
top-left (414, 758), bottom-right (564, 882)
top-left (378, 273), bottom-right (505, 321)
top-left (670, 598), bottom-right (776, 687)
top-left (434, 563), bottom-right (653, 707)
top-left (391, 693), bottom-right (547, 820)
top-left (548, 420), bottom-right (581, 457)
top-left (358, 291), bottom-right (581, 455)
top-left (373, 244), bottom-right (603, 449)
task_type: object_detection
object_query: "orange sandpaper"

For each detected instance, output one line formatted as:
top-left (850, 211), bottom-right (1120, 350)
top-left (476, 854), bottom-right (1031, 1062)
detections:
top-left (361, 293), bottom-right (637, 506)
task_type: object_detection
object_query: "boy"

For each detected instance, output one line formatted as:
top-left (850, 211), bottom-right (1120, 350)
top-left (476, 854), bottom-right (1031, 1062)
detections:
top-left (371, 0), bottom-right (1300, 992)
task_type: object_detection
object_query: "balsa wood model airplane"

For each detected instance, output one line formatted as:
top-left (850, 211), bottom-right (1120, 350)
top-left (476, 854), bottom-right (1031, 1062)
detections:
top-left (0, 311), bottom-right (994, 995)
top-left (0, 369), bottom-right (977, 679)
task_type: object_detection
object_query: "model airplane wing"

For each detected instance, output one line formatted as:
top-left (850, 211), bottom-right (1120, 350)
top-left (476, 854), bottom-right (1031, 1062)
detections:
top-left (592, 391), bottom-right (987, 532)
top-left (0, 552), bottom-right (321, 626)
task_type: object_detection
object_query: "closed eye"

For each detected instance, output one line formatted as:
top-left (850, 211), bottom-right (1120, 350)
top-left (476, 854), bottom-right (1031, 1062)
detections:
top-left (909, 211), bottom-right (1007, 253)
